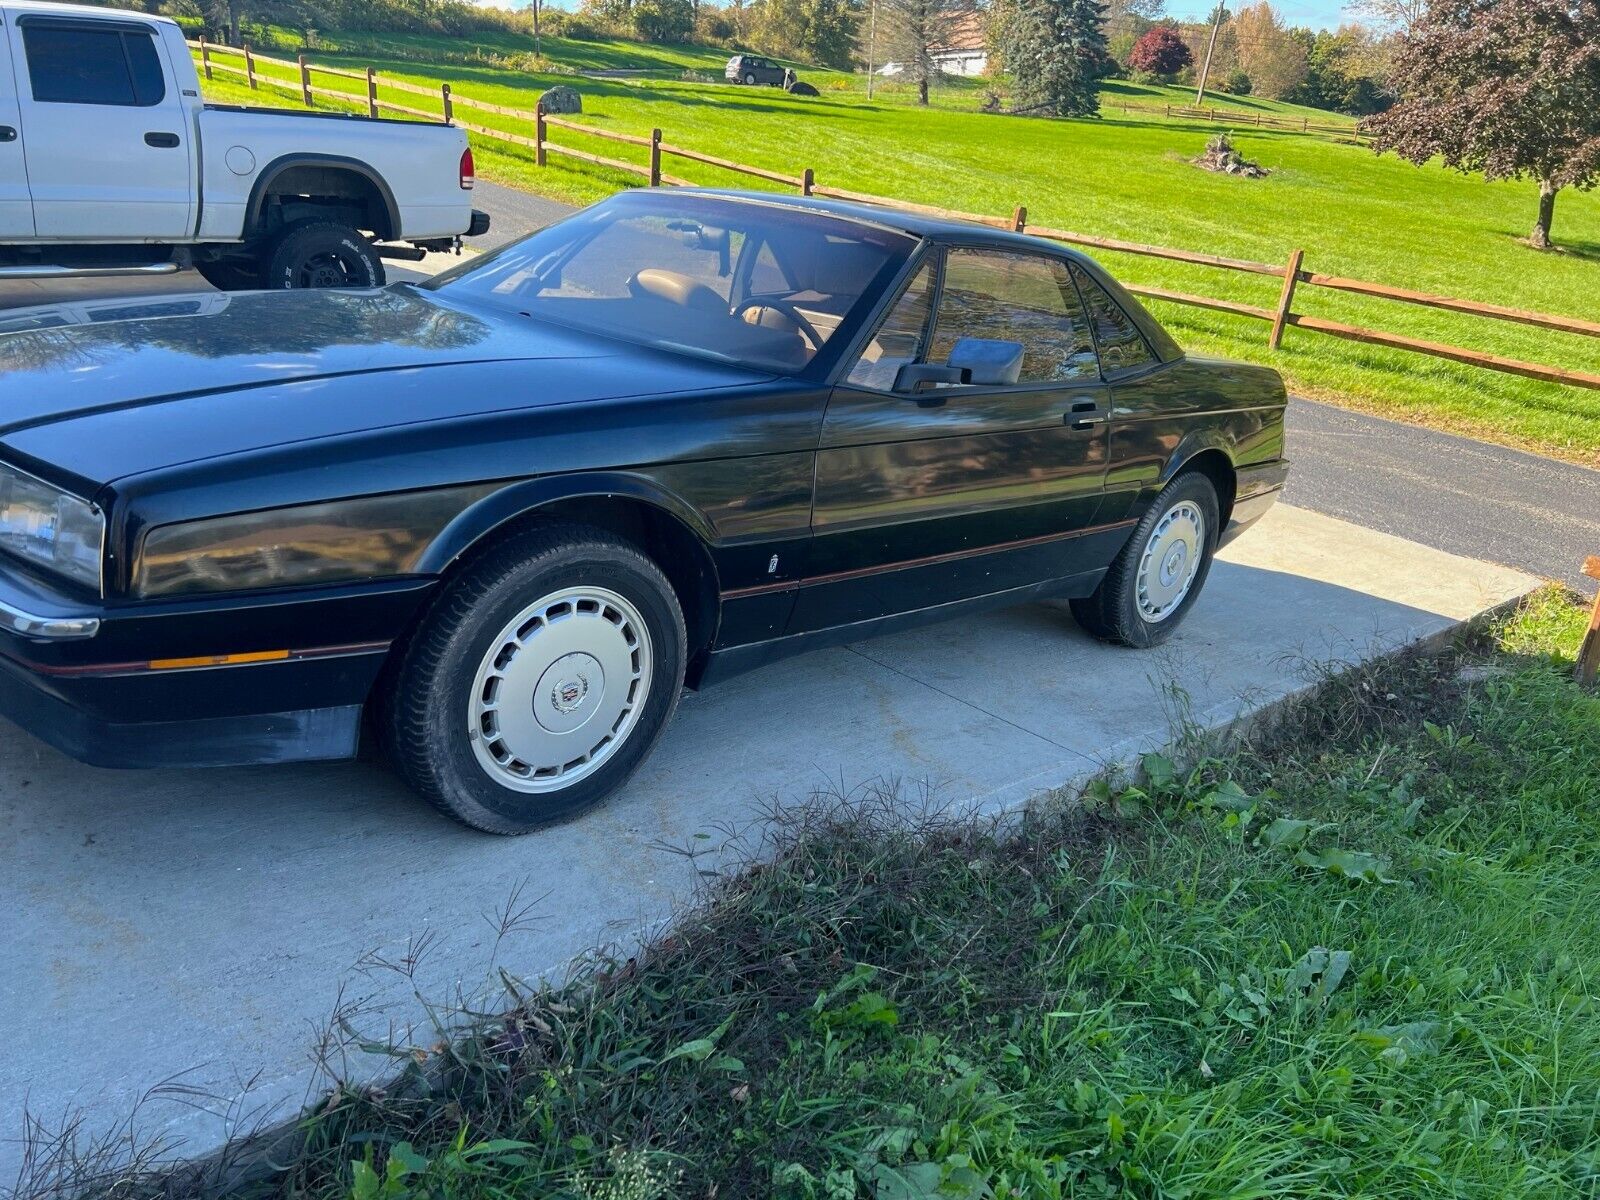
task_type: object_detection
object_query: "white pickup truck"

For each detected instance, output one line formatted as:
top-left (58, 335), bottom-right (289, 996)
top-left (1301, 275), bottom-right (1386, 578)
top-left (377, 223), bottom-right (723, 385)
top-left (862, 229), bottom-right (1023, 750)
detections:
top-left (0, 0), bottom-right (488, 288)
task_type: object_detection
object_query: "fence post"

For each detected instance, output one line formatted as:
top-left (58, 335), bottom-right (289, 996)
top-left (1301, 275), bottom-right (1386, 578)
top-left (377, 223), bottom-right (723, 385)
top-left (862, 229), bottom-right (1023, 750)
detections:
top-left (1269, 248), bottom-right (1304, 350)
top-left (1011, 205), bottom-right (1026, 232)
top-left (297, 53), bottom-right (312, 106)
top-left (1164, 102), bottom-right (1171, 117)
top-left (535, 101), bottom-right (546, 167)
top-left (649, 128), bottom-right (662, 187)
top-left (1303, 117), bottom-right (1309, 131)
top-left (198, 34), bottom-right (212, 81)
top-left (1577, 558), bottom-right (1600, 686)
top-left (244, 43), bottom-right (256, 90)
top-left (801, 167), bottom-right (813, 196)
top-left (366, 66), bottom-right (378, 118)
top-left (441, 83), bottom-right (453, 123)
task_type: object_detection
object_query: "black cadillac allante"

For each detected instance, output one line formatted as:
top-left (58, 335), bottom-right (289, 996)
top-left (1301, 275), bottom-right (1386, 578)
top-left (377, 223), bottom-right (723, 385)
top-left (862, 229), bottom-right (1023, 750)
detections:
top-left (0, 189), bottom-right (1288, 834)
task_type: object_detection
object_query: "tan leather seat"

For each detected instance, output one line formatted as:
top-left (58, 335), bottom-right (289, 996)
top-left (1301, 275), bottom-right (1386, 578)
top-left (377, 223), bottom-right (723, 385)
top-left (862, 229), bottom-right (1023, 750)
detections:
top-left (628, 269), bottom-right (727, 313)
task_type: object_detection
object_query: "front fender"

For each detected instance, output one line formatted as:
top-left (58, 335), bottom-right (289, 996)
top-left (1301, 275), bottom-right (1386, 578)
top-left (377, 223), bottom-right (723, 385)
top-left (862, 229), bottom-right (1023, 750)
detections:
top-left (416, 471), bottom-right (717, 575)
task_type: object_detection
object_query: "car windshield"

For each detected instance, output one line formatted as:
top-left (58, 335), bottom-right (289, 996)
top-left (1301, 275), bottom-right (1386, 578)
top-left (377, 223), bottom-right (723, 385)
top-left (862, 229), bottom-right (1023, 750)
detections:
top-left (426, 192), bottom-right (917, 375)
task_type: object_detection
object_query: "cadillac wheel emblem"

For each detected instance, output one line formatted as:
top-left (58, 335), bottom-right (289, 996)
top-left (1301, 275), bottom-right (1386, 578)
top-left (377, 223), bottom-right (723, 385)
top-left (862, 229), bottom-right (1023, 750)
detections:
top-left (551, 674), bottom-right (589, 713)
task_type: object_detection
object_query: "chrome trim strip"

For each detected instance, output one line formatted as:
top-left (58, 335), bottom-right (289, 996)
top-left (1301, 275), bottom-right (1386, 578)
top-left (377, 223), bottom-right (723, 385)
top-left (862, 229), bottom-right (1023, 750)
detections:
top-left (0, 263), bottom-right (180, 280)
top-left (0, 598), bottom-right (100, 640)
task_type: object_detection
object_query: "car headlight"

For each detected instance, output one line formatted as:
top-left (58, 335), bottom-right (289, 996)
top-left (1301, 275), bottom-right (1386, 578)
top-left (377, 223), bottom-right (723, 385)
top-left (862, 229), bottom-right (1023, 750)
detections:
top-left (0, 463), bottom-right (105, 593)
top-left (132, 485), bottom-right (496, 599)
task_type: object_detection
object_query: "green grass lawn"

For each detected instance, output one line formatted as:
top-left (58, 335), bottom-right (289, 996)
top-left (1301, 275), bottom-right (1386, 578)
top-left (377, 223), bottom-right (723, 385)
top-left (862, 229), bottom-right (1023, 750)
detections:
top-left (199, 37), bottom-right (1600, 464)
top-left (190, 591), bottom-right (1600, 1199)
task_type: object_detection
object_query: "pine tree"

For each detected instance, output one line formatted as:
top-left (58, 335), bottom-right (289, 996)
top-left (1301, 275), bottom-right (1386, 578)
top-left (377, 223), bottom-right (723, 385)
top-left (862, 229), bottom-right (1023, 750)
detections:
top-left (999, 0), bottom-right (1109, 117)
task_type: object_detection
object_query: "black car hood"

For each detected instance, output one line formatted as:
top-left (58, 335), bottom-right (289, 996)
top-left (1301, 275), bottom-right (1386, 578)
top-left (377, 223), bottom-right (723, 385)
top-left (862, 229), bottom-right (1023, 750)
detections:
top-left (0, 286), bottom-right (774, 488)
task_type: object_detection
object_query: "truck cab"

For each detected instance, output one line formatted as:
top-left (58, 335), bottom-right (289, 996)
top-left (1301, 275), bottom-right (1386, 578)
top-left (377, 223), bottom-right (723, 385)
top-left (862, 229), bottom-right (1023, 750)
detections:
top-left (0, 1), bottom-right (487, 288)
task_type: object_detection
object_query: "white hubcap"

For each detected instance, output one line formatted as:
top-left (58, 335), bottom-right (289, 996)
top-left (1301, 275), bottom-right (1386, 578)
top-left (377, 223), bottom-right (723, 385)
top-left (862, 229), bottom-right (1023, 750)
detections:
top-left (1136, 500), bottom-right (1206, 622)
top-left (468, 587), bottom-right (651, 792)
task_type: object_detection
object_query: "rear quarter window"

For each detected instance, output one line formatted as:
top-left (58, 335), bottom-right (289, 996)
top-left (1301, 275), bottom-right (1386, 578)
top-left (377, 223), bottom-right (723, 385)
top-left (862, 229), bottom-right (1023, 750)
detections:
top-left (1072, 263), bottom-right (1157, 375)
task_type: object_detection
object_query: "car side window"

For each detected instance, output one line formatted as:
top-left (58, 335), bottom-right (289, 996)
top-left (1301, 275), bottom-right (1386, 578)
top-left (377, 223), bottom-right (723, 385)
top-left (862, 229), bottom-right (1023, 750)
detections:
top-left (844, 260), bottom-right (935, 391)
top-left (926, 248), bottom-right (1099, 385)
top-left (22, 25), bottom-right (167, 107)
top-left (1071, 264), bottom-right (1157, 375)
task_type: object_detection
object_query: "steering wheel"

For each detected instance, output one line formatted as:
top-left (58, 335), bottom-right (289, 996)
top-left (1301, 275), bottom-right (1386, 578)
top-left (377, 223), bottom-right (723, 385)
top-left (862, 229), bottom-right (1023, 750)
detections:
top-left (731, 297), bottom-right (824, 352)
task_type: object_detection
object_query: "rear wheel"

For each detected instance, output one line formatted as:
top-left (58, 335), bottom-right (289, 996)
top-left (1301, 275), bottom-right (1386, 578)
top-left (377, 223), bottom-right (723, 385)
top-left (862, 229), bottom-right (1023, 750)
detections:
top-left (381, 524), bottom-right (686, 834)
top-left (1071, 472), bottom-right (1220, 648)
top-left (743, 71), bottom-right (756, 84)
top-left (259, 220), bottom-right (385, 290)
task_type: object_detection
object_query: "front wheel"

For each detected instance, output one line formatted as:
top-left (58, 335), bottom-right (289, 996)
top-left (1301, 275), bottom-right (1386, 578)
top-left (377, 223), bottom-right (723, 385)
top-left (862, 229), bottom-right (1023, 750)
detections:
top-left (259, 220), bottom-right (385, 290)
top-left (380, 525), bottom-right (686, 834)
top-left (1071, 472), bottom-right (1220, 648)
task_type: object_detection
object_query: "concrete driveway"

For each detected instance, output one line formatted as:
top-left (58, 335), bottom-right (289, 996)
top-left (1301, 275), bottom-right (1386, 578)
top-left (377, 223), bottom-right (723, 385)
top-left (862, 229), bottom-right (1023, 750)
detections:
top-left (2, 505), bottom-right (1535, 1186)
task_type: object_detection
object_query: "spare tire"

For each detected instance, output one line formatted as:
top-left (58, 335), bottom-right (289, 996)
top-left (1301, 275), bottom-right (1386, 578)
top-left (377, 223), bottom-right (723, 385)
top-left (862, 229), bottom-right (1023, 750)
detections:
top-left (259, 220), bottom-right (385, 290)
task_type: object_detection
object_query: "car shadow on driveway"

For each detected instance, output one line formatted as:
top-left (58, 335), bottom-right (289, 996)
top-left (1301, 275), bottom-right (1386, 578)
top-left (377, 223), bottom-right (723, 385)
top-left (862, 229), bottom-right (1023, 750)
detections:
top-left (1, 508), bottom-right (1538, 1182)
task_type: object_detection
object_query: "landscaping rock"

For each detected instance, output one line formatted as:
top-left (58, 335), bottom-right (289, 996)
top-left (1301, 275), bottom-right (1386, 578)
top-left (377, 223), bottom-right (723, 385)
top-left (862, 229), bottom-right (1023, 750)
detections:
top-left (540, 85), bottom-right (583, 115)
top-left (785, 79), bottom-right (820, 97)
top-left (1192, 132), bottom-right (1269, 178)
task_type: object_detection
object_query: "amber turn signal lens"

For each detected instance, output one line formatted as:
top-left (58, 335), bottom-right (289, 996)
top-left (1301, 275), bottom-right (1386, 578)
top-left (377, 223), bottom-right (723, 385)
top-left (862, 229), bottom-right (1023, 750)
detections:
top-left (148, 649), bottom-right (291, 671)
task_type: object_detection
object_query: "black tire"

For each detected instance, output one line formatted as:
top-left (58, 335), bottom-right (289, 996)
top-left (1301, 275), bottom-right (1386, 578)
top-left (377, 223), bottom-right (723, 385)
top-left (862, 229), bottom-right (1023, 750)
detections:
top-left (380, 524), bottom-right (687, 835)
top-left (193, 257), bottom-right (260, 291)
top-left (743, 71), bottom-right (756, 84)
top-left (259, 220), bottom-right (385, 290)
top-left (1071, 472), bottom-right (1221, 648)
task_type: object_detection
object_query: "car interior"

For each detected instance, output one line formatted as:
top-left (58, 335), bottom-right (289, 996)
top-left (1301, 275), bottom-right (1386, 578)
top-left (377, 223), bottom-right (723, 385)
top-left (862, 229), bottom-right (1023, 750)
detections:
top-left (454, 202), bottom-right (913, 374)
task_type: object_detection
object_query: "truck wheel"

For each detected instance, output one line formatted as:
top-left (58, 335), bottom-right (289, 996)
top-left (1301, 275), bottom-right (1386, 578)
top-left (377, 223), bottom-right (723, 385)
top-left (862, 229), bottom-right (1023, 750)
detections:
top-left (260, 220), bottom-right (385, 290)
top-left (194, 257), bottom-right (260, 291)
top-left (1070, 472), bottom-right (1220, 649)
top-left (380, 523), bottom-right (687, 835)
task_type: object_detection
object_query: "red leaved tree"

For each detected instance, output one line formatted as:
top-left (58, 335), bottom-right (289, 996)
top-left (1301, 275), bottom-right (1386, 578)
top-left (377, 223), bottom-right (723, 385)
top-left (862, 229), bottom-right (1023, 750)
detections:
top-left (1363, 0), bottom-right (1600, 249)
top-left (1128, 26), bottom-right (1193, 78)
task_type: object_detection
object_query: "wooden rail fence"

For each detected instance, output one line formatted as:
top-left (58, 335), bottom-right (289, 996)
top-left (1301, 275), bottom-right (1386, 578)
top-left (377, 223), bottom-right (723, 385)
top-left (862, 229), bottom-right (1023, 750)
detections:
top-left (190, 38), bottom-right (1596, 392)
top-left (1111, 99), bottom-right (1364, 138)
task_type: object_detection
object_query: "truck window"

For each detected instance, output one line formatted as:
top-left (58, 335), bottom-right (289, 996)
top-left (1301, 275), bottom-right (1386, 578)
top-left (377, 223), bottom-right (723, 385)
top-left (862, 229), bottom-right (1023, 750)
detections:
top-left (22, 24), bottom-right (167, 108)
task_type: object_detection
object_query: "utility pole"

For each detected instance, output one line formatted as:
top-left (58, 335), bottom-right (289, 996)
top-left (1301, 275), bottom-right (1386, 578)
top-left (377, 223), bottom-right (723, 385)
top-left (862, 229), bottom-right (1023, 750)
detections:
top-left (1195, 4), bottom-right (1224, 106)
top-left (533, 0), bottom-right (541, 58)
top-left (865, 0), bottom-right (878, 99)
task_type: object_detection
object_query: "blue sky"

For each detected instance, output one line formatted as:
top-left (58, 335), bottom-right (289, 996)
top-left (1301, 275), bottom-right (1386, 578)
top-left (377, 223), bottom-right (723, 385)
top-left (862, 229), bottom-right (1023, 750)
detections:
top-left (1169, 0), bottom-right (1357, 30)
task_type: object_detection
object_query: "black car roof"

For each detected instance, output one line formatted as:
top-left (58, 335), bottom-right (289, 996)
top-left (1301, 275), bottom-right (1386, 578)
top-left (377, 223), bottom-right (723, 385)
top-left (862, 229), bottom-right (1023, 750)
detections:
top-left (664, 188), bottom-right (1068, 251)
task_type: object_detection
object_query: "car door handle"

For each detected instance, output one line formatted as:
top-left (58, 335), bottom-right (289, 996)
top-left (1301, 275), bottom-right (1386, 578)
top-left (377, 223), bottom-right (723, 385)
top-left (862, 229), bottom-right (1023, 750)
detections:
top-left (144, 131), bottom-right (180, 148)
top-left (0, 126), bottom-right (15, 143)
top-left (1067, 399), bottom-right (1108, 429)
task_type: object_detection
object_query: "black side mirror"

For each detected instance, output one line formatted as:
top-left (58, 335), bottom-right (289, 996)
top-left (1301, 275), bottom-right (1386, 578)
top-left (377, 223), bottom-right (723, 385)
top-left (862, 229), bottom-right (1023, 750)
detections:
top-left (893, 362), bottom-right (971, 394)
